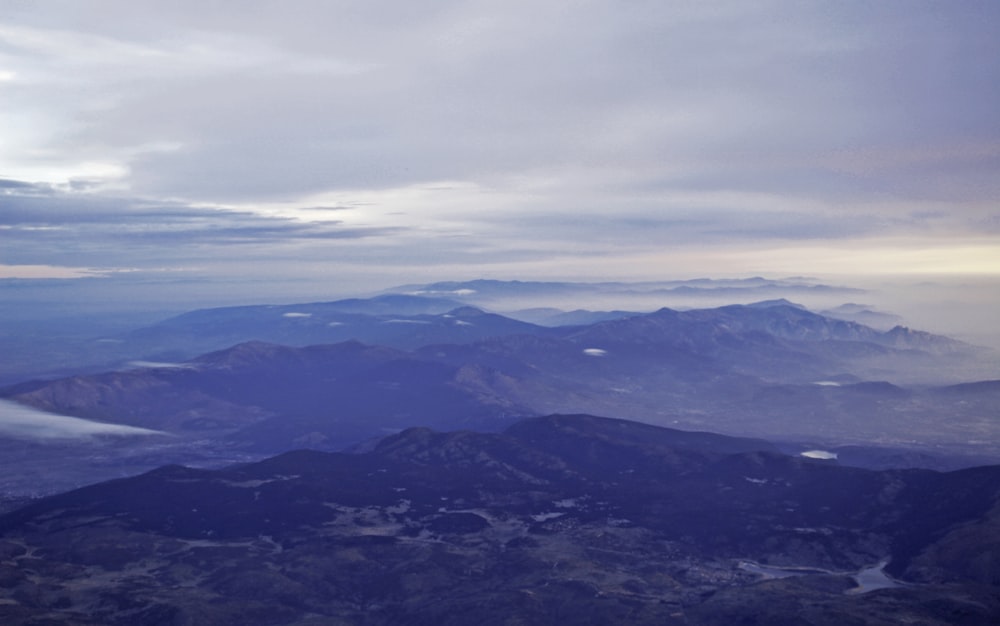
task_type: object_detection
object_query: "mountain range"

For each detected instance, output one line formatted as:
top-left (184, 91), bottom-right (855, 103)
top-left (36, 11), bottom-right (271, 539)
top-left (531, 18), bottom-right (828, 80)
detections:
top-left (1, 414), bottom-right (997, 624)
top-left (0, 283), bottom-right (998, 624)
top-left (1, 297), bottom-right (997, 501)
top-left (2, 300), bottom-right (988, 429)
top-left (0, 279), bottom-right (891, 386)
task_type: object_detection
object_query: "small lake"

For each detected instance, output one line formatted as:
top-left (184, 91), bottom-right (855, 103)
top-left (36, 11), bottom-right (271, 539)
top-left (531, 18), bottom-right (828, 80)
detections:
top-left (848, 561), bottom-right (902, 594)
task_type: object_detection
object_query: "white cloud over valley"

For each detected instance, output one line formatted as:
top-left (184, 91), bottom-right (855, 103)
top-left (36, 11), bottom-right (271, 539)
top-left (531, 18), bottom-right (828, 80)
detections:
top-left (0, 400), bottom-right (165, 441)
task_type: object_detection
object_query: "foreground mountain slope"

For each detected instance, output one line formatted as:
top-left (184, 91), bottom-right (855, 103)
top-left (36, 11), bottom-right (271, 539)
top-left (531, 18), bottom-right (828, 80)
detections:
top-left (0, 415), bottom-right (997, 625)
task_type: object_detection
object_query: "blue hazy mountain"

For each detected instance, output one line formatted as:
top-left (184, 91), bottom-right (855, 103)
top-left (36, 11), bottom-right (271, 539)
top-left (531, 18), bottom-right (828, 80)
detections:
top-left (122, 297), bottom-right (545, 356)
top-left (2, 302), bottom-right (994, 471)
top-left (0, 295), bottom-right (546, 385)
top-left (0, 284), bottom-right (969, 387)
top-left (504, 307), bottom-right (641, 326)
top-left (820, 302), bottom-right (906, 330)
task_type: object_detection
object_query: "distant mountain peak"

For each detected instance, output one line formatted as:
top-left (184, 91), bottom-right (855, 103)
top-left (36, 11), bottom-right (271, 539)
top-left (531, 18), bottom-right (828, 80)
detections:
top-left (745, 298), bottom-right (806, 310)
top-left (447, 306), bottom-right (488, 317)
top-left (194, 340), bottom-right (294, 366)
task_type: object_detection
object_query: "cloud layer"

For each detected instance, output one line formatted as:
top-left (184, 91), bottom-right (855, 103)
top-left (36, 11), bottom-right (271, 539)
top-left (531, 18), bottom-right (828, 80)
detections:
top-left (1, 1), bottom-right (998, 297)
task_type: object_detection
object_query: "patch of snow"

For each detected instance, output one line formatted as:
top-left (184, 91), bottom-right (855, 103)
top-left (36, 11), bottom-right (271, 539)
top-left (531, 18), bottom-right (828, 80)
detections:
top-left (217, 479), bottom-right (277, 488)
top-left (386, 499), bottom-right (411, 514)
top-left (792, 527), bottom-right (832, 535)
top-left (531, 512), bottom-right (565, 522)
top-left (553, 498), bottom-right (581, 508)
top-left (127, 360), bottom-right (194, 369)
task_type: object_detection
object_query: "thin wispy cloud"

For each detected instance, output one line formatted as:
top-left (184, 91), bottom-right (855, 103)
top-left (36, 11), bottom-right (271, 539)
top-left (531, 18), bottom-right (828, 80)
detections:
top-left (0, 399), bottom-right (165, 441)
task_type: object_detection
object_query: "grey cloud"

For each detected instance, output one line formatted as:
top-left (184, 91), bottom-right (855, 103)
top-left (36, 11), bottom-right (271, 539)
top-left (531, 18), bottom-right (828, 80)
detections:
top-left (0, 179), bottom-right (39, 190)
top-left (0, 179), bottom-right (57, 195)
top-left (17, 1), bottom-right (994, 207)
top-left (298, 206), bottom-right (353, 213)
top-left (0, 184), bottom-right (401, 269)
top-left (484, 210), bottom-right (878, 246)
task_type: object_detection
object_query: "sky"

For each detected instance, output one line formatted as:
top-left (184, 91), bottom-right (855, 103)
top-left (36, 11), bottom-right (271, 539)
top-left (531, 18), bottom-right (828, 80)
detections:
top-left (1, 1), bottom-right (999, 323)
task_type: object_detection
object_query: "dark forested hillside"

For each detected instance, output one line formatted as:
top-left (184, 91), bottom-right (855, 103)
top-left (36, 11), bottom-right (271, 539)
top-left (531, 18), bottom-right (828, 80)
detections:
top-left (1, 415), bottom-right (997, 624)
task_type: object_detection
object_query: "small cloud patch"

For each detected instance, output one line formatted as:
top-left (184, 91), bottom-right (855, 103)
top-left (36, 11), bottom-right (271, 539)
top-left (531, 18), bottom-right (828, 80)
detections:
top-left (127, 361), bottom-right (194, 370)
top-left (801, 450), bottom-right (838, 460)
top-left (283, 312), bottom-right (312, 318)
top-left (582, 348), bottom-right (608, 357)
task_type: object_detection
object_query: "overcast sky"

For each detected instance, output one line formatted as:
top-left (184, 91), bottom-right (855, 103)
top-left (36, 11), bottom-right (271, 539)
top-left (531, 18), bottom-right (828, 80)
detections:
top-left (1, 1), bottom-right (999, 310)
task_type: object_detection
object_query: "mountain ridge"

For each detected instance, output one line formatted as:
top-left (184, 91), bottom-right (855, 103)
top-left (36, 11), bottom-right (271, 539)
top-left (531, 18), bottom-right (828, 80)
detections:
top-left (2, 303), bottom-right (996, 470)
top-left (1, 414), bottom-right (997, 624)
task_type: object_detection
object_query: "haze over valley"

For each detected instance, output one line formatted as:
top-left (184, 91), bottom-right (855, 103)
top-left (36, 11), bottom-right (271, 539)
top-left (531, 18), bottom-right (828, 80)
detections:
top-left (1, 282), bottom-right (998, 498)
